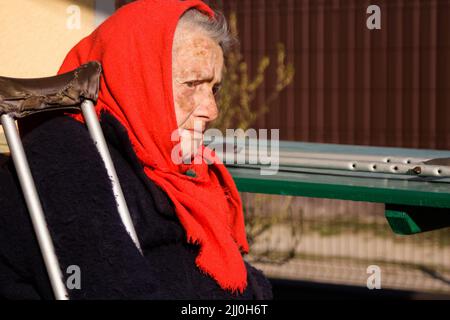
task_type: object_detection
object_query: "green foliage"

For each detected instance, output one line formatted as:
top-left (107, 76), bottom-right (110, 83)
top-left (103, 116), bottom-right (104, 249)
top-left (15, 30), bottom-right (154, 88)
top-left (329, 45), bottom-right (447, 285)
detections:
top-left (213, 12), bottom-right (296, 264)
top-left (242, 193), bottom-right (302, 265)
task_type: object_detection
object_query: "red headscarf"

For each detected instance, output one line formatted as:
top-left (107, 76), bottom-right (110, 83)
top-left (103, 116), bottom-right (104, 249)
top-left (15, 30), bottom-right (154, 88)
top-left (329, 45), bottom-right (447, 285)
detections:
top-left (58, 0), bottom-right (249, 293)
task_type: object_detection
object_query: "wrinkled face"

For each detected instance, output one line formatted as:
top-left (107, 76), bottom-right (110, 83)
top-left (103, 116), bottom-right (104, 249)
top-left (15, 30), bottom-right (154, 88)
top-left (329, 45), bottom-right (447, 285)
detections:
top-left (172, 28), bottom-right (224, 162)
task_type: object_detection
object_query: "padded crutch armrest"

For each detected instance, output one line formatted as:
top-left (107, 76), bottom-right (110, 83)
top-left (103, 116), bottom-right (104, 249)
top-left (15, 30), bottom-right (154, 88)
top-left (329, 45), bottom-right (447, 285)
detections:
top-left (0, 61), bottom-right (102, 118)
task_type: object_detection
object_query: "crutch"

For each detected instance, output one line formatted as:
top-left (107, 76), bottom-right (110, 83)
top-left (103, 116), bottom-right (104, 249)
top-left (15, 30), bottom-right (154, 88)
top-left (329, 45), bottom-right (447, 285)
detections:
top-left (0, 61), bottom-right (142, 300)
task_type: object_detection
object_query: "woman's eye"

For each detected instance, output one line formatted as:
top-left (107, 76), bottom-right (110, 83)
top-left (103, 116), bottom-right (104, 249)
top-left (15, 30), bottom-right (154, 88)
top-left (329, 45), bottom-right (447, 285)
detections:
top-left (212, 84), bottom-right (221, 95)
top-left (185, 81), bottom-right (199, 88)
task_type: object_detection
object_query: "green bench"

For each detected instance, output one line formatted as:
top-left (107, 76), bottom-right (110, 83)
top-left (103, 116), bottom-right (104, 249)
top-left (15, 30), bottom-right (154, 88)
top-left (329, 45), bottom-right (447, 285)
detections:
top-left (215, 139), bottom-right (450, 235)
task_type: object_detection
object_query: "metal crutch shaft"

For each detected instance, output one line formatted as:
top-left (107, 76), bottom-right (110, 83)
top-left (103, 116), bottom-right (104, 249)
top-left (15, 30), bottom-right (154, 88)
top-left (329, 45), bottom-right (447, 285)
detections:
top-left (1, 114), bottom-right (68, 300)
top-left (80, 100), bottom-right (142, 254)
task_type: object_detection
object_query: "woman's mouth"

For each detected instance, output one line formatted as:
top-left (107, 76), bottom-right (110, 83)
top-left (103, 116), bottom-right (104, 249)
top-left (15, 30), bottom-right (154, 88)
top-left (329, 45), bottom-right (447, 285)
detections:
top-left (186, 128), bottom-right (205, 134)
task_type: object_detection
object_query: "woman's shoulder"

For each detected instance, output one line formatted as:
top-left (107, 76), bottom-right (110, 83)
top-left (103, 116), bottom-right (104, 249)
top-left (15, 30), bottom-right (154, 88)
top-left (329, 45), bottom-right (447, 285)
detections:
top-left (0, 151), bottom-right (51, 299)
top-left (21, 113), bottom-right (95, 158)
top-left (0, 154), bottom-right (23, 213)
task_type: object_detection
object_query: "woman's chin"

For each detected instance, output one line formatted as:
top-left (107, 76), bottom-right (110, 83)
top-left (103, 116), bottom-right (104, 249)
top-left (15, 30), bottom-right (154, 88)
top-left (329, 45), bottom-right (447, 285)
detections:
top-left (180, 134), bottom-right (204, 164)
top-left (181, 144), bottom-right (203, 164)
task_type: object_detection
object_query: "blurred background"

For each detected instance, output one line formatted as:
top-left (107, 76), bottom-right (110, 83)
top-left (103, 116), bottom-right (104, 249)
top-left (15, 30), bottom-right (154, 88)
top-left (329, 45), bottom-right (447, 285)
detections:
top-left (1, 0), bottom-right (449, 299)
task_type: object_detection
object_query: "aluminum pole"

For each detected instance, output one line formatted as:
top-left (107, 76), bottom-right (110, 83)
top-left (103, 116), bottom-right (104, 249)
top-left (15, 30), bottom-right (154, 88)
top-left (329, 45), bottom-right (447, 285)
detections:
top-left (1, 114), bottom-right (68, 300)
top-left (80, 100), bottom-right (142, 254)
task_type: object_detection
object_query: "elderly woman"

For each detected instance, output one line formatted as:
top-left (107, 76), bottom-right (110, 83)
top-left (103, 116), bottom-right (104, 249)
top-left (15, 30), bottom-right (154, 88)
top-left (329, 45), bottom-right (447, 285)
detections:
top-left (0, 0), bottom-right (272, 299)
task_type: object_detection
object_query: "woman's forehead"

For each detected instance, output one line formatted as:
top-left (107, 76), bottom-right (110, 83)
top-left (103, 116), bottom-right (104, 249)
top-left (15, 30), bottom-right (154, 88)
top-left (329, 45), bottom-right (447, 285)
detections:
top-left (173, 34), bottom-right (223, 77)
top-left (174, 33), bottom-right (221, 57)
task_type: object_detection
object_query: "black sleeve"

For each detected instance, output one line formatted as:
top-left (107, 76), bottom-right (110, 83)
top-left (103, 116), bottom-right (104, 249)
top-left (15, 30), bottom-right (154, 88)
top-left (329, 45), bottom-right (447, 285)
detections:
top-left (246, 262), bottom-right (273, 300)
top-left (0, 254), bottom-right (42, 300)
top-left (0, 158), bottom-right (44, 299)
top-left (1, 115), bottom-right (158, 299)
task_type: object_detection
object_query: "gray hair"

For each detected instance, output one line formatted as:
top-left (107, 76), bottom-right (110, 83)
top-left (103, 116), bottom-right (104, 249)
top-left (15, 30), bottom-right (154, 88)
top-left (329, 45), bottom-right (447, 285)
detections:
top-left (176, 9), bottom-right (236, 55)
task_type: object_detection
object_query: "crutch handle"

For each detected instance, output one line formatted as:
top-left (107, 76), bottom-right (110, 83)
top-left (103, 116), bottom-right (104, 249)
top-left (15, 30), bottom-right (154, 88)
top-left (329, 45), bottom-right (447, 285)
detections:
top-left (0, 62), bottom-right (101, 118)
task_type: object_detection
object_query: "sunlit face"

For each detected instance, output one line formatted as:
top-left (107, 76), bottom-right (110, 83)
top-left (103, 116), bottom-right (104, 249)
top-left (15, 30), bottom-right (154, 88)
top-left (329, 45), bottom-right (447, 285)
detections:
top-left (172, 28), bottom-right (224, 162)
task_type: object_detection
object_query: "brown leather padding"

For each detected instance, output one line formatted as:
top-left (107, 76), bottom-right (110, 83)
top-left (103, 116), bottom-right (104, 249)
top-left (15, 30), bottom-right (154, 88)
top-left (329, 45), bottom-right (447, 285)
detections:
top-left (0, 61), bottom-right (102, 118)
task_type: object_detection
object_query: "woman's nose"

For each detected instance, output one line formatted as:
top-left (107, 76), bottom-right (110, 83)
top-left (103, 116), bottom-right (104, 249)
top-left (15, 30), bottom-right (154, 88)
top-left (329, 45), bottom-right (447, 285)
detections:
top-left (196, 92), bottom-right (218, 122)
top-left (207, 99), bottom-right (219, 122)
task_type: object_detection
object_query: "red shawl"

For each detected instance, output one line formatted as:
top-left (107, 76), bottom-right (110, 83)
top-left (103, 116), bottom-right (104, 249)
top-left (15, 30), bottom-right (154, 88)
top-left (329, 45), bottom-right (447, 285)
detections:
top-left (58, 0), bottom-right (249, 293)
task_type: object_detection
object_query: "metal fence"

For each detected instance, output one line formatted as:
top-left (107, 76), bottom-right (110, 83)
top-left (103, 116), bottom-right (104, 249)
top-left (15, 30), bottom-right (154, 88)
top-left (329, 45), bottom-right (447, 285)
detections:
top-left (198, 0), bottom-right (450, 296)
top-left (242, 192), bottom-right (450, 295)
top-left (202, 0), bottom-right (450, 150)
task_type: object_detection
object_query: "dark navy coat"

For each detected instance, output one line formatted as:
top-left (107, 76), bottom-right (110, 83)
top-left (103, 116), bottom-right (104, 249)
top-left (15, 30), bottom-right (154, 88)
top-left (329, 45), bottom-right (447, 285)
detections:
top-left (0, 111), bottom-right (272, 300)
